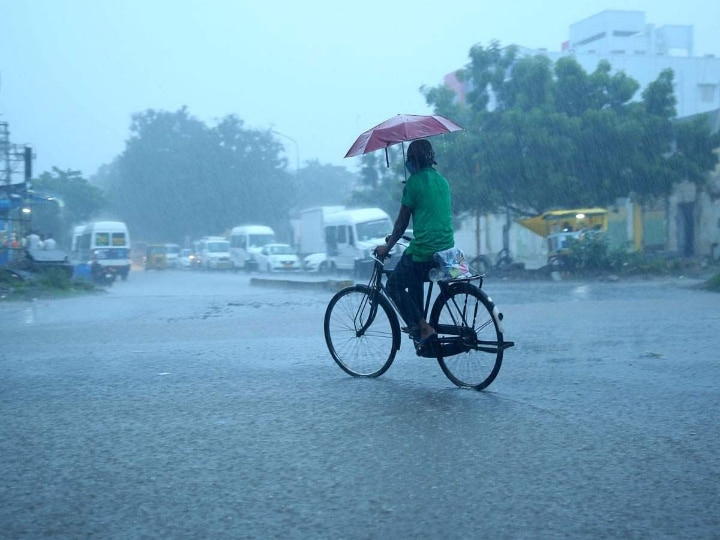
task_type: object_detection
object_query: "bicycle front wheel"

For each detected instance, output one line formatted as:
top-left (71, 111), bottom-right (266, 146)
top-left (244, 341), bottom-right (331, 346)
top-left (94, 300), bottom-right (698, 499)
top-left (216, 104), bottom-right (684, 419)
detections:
top-left (429, 283), bottom-right (504, 390)
top-left (324, 285), bottom-right (400, 378)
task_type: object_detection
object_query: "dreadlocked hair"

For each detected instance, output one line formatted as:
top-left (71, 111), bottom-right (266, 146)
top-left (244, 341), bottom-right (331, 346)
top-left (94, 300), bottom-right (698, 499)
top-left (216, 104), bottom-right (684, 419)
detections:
top-left (406, 139), bottom-right (437, 169)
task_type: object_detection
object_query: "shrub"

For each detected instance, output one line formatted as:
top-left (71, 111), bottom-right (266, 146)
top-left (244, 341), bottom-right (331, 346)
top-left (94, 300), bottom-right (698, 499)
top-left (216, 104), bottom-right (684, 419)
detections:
top-left (562, 233), bottom-right (611, 274)
top-left (705, 273), bottom-right (720, 292)
top-left (37, 268), bottom-right (73, 290)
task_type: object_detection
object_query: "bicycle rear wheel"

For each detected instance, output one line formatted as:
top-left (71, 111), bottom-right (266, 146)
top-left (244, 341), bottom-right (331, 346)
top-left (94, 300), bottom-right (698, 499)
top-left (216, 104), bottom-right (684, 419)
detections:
top-left (429, 282), bottom-right (504, 390)
top-left (324, 285), bottom-right (400, 377)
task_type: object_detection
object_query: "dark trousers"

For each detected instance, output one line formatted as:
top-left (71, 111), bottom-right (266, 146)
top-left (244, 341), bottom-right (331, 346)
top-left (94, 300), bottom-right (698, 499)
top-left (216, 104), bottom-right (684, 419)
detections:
top-left (385, 252), bottom-right (434, 329)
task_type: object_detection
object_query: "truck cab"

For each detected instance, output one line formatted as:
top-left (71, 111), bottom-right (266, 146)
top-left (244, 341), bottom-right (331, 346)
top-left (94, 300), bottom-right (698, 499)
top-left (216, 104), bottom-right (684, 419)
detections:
top-left (323, 208), bottom-right (393, 276)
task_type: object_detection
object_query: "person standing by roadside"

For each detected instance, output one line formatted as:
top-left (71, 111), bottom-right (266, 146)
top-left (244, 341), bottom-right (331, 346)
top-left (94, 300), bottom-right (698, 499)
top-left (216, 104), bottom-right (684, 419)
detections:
top-left (42, 233), bottom-right (57, 250)
top-left (25, 230), bottom-right (42, 250)
top-left (373, 139), bottom-right (455, 352)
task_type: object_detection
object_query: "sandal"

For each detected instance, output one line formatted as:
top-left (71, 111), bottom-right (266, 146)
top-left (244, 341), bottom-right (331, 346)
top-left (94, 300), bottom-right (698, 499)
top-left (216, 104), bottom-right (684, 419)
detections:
top-left (414, 332), bottom-right (437, 355)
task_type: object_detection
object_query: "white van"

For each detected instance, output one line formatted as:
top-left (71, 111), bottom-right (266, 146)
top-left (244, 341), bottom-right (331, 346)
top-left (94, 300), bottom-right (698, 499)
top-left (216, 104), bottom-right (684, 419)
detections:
top-left (71, 221), bottom-right (132, 280)
top-left (165, 243), bottom-right (181, 269)
top-left (323, 208), bottom-right (393, 275)
top-left (197, 236), bottom-right (232, 270)
top-left (229, 225), bottom-right (276, 271)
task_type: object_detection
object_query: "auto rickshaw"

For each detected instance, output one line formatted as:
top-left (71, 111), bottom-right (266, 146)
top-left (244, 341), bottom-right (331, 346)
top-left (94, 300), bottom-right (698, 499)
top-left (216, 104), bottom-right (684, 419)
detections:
top-left (518, 208), bottom-right (608, 273)
top-left (144, 244), bottom-right (168, 270)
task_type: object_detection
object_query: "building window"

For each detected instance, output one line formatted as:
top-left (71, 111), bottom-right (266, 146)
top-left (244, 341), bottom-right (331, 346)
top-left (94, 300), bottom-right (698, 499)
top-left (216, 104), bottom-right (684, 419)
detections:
top-left (699, 84), bottom-right (716, 103)
top-left (575, 32), bottom-right (606, 47)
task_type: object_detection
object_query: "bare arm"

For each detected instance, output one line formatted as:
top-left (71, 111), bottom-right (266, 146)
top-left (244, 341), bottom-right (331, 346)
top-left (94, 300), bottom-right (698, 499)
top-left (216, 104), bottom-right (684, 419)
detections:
top-left (374, 205), bottom-right (411, 258)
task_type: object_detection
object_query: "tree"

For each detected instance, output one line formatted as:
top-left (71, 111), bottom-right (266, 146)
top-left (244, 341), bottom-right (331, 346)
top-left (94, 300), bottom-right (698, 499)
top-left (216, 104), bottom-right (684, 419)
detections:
top-left (32, 167), bottom-right (108, 244)
top-left (423, 45), bottom-right (718, 217)
top-left (99, 108), bottom-right (295, 243)
top-left (347, 146), bottom-right (406, 217)
top-left (290, 160), bottom-right (356, 212)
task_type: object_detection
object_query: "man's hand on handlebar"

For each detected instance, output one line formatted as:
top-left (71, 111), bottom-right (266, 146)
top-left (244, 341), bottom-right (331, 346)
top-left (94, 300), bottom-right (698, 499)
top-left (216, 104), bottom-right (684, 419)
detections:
top-left (374, 244), bottom-right (391, 260)
top-left (374, 233), bottom-right (412, 260)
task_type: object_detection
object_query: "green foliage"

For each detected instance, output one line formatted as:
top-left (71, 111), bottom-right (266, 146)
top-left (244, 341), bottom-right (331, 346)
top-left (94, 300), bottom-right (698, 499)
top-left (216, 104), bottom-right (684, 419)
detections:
top-left (421, 44), bottom-right (718, 219)
top-left (705, 273), bottom-right (720, 292)
top-left (0, 267), bottom-right (97, 301)
top-left (562, 233), bottom-right (612, 274)
top-left (291, 160), bottom-right (356, 212)
top-left (347, 147), bottom-right (406, 217)
top-left (98, 107), bottom-right (295, 243)
top-left (36, 268), bottom-right (72, 290)
top-left (606, 249), bottom-right (678, 276)
top-left (32, 168), bottom-right (108, 244)
top-left (668, 116), bottom-right (720, 186)
top-left (560, 238), bottom-right (718, 277)
top-left (642, 69), bottom-right (677, 118)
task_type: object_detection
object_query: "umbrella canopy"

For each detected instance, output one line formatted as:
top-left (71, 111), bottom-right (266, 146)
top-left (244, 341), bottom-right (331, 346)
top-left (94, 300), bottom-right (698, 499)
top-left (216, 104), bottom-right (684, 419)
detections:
top-left (344, 114), bottom-right (463, 160)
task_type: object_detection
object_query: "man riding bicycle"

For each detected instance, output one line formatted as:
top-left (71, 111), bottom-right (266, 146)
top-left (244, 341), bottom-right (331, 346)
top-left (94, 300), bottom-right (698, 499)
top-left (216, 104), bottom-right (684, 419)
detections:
top-left (374, 139), bottom-right (455, 352)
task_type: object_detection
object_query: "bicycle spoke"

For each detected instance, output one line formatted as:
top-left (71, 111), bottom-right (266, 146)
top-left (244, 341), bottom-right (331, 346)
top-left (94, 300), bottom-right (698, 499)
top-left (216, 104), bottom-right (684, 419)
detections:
top-left (430, 283), bottom-right (504, 390)
top-left (324, 286), bottom-right (398, 378)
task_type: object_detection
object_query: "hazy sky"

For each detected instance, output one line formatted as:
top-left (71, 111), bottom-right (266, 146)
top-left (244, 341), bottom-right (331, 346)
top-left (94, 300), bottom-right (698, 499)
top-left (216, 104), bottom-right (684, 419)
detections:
top-left (1, 0), bottom-right (719, 178)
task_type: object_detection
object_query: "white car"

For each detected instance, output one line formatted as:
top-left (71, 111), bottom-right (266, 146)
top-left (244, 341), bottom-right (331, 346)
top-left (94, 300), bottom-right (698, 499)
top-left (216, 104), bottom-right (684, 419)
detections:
top-left (303, 252), bottom-right (334, 273)
top-left (165, 243), bottom-right (181, 268)
top-left (198, 237), bottom-right (232, 270)
top-left (178, 248), bottom-right (195, 269)
top-left (256, 243), bottom-right (301, 272)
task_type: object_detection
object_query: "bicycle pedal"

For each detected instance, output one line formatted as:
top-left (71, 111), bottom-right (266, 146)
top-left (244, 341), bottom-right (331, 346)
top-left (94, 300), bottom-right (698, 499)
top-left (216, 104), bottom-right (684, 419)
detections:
top-left (413, 334), bottom-right (438, 357)
top-left (415, 343), bottom-right (438, 358)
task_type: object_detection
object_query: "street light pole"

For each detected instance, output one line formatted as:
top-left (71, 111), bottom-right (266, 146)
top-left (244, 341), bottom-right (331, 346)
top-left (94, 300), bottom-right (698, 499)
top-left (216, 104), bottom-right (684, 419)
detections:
top-left (271, 129), bottom-right (300, 171)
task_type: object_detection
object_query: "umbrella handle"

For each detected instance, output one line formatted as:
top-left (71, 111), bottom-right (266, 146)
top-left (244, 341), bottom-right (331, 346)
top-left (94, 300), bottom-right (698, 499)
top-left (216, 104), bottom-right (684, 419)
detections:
top-left (385, 147), bottom-right (389, 168)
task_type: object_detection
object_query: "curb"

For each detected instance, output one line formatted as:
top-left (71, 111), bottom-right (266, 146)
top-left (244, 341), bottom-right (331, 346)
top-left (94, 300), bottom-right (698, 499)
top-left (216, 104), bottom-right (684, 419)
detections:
top-left (249, 277), bottom-right (354, 292)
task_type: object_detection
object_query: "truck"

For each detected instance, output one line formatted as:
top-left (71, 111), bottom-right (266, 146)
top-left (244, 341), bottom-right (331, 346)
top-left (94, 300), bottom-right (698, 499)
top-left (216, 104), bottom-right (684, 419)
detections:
top-left (298, 206), bottom-right (346, 257)
top-left (323, 207), bottom-right (394, 276)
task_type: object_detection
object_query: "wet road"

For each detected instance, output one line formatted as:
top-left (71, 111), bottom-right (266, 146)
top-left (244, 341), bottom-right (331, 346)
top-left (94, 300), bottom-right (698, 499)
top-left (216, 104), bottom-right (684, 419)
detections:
top-left (1, 270), bottom-right (719, 538)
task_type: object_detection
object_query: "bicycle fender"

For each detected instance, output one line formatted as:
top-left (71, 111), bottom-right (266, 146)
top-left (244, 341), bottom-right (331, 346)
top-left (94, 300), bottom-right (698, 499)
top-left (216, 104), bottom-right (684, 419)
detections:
top-left (478, 289), bottom-right (506, 335)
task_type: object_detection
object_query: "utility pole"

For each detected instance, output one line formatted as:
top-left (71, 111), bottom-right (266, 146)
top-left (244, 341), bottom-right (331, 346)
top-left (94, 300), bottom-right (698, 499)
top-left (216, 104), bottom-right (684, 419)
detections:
top-left (0, 122), bottom-right (30, 187)
top-left (1, 121), bottom-right (11, 186)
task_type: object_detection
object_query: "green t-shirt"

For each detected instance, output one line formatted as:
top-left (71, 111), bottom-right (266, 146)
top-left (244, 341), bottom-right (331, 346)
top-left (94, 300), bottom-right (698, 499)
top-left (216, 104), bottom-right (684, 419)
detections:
top-left (401, 167), bottom-right (454, 262)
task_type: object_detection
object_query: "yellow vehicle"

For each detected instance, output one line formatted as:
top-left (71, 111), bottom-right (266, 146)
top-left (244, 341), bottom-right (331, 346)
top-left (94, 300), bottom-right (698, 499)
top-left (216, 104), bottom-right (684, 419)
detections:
top-left (518, 208), bottom-right (608, 270)
top-left (144, 244), bottom-right (168, 270)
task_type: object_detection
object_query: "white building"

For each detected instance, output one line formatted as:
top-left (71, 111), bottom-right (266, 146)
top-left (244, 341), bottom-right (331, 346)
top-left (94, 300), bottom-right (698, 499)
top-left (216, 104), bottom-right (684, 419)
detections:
top-left (549, 10), bottom-right (719, 117)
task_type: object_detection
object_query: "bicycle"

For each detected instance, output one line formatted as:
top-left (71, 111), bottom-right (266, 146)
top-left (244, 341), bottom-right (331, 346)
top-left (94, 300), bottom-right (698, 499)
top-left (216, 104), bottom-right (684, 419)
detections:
top-left (323, 240), bottom-right (515, 391)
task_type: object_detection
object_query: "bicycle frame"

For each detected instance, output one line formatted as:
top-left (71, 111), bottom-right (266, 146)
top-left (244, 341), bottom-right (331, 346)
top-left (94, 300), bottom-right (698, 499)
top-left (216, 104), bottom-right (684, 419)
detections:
top-left (353, 256), bottom-right (396, 338)
top-left (363, 255), bottom-right (487, 346)
top-left (384, 255), bottom-right (514, 355)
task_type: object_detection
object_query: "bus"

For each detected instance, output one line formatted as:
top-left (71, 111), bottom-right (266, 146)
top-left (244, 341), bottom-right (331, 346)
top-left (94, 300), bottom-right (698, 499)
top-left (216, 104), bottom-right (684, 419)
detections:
top-left (71, 221), bottom-right (131, 280)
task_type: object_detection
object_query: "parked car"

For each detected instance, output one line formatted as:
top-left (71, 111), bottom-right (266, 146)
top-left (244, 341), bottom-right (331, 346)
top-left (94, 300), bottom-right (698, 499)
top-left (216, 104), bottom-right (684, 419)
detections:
top-left (144, 244), bottom-right (167, 271)
top-left (303, 252), bottom-right (333, 273)
top-left (197, 236), bottom-right (232, 270)
top-left (165, 243), bottom-right (181, 268)
top-left (256, 243), bottom-right (301, 272)
top-left (178, 248), bottom-right (194, 269)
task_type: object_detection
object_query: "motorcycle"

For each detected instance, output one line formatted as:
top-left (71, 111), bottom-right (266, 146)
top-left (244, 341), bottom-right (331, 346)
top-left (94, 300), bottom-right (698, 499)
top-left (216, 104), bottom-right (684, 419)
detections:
top-left (91, 262), bottom-right (117, 286)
